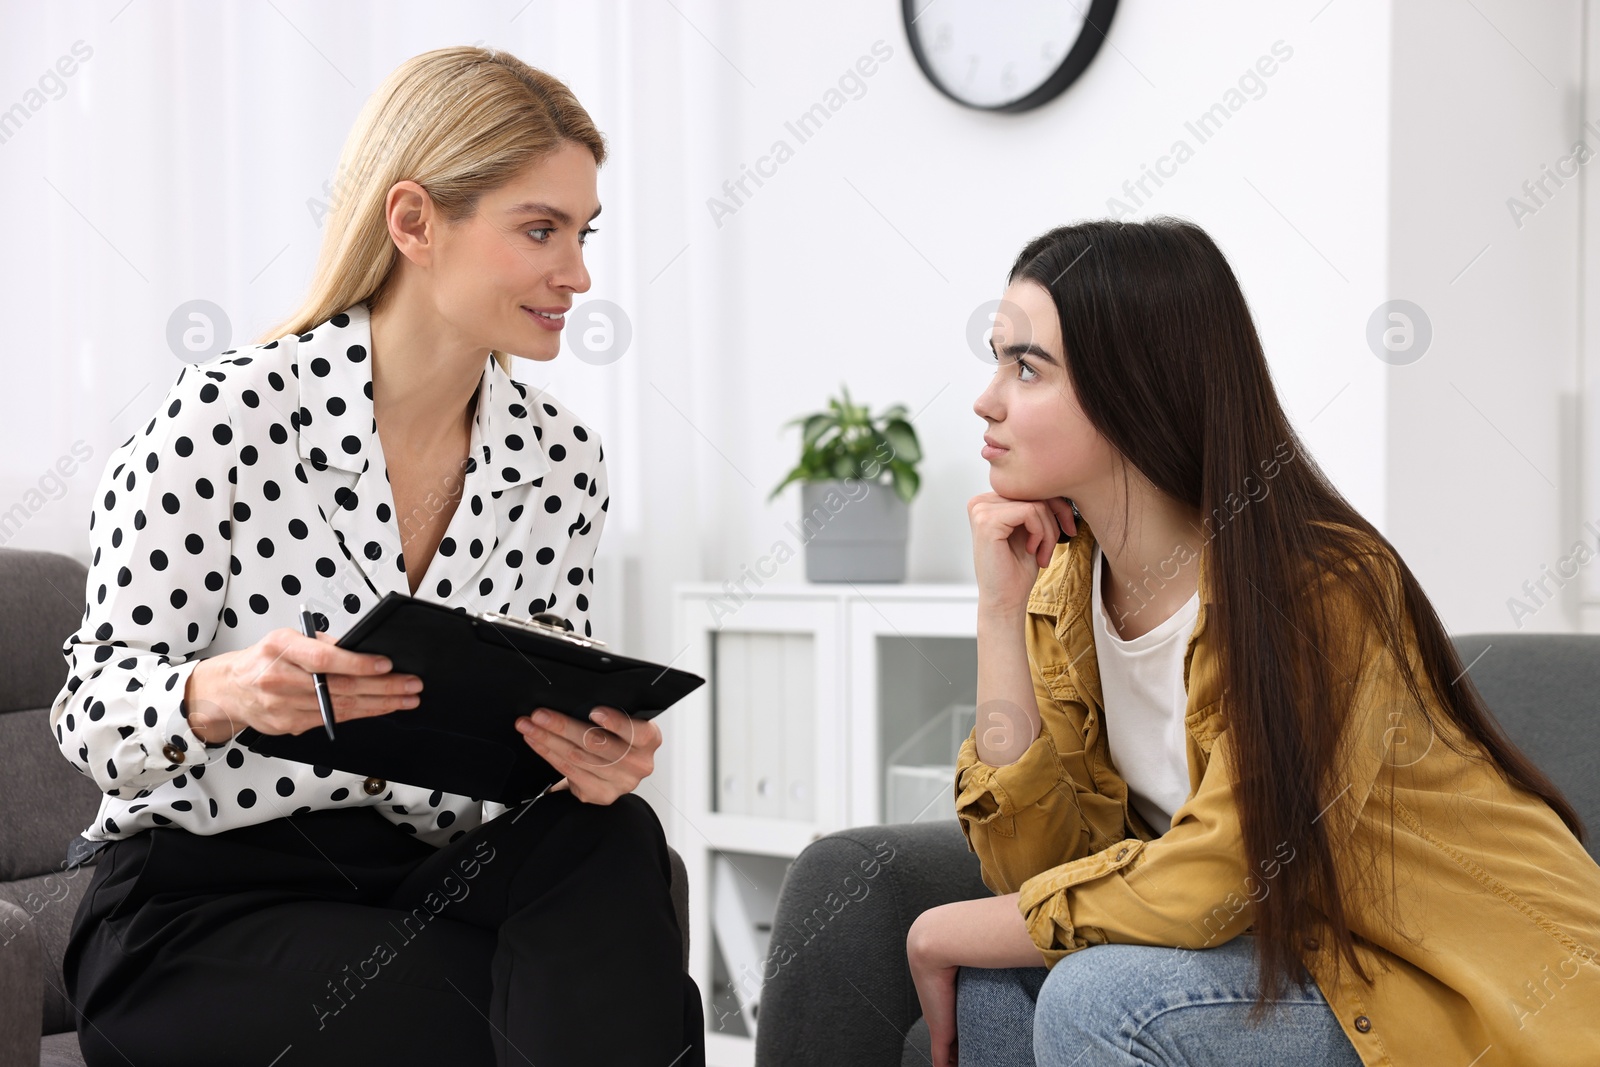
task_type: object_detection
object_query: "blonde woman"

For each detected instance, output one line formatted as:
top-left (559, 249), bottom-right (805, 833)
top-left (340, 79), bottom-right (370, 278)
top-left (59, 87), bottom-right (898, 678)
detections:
top-left (53, 47), bottom-right (702, 1066)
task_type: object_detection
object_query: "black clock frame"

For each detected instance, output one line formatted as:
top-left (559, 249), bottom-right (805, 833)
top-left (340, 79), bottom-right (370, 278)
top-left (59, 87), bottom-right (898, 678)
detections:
top-left (900, 0), bottom-right (1120, 114)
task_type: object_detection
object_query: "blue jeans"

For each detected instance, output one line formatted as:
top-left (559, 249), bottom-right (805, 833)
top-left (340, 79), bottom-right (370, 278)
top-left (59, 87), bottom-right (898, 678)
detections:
top-left (955, 934), bottom-right (1364, 1066)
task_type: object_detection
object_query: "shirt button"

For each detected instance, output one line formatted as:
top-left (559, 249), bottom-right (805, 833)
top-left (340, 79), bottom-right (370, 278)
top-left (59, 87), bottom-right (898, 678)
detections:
top-left (362, 776), bottom-right (386, 796)
top-left (1354, 1015), bottom-right (1371, 1033)
top-left (161, 744), bottom-right (185, 764)
top-left (1115, 847), bottom-right (1129, 860)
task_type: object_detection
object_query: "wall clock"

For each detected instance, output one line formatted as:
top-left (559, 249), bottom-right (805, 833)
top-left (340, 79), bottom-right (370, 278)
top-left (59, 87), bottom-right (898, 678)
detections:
top-left (902, 0), bottom-right (1119, 113)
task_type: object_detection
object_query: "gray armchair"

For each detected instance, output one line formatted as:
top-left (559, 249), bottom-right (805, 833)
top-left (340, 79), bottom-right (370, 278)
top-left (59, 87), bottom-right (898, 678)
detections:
top-left (755, 633), bottom-right (1600, 1067)
top-left (0, 547), bottom-right (692, 1067)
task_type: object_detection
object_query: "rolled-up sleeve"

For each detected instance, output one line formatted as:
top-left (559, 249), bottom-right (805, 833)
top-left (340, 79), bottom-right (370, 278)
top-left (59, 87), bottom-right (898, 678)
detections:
top-left (1016, 728), bottom-right (1258, 966)
top-left (954, 626), bottom-right (1120, 895)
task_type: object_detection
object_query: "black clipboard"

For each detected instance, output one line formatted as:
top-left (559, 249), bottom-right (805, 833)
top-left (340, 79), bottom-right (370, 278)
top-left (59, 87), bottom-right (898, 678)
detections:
top-left (236, 591), bottom-right (704, 804)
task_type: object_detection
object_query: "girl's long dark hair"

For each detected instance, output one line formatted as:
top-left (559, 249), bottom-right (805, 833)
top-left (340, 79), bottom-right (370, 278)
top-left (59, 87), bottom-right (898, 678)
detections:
top-left (1008, 217), bottom-right (1585, 1021)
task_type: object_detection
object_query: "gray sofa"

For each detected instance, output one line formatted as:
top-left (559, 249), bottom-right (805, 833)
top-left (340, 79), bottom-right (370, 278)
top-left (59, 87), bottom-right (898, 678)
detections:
top-left (0, 547), bottom-right (691, 1067)
top-left (755, 632), bottom-right (1600, 1067)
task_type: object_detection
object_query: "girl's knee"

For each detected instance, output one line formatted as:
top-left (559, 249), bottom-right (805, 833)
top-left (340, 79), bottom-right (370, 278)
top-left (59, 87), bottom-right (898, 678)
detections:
top-left (1034, 944), bottom-right (1160, 1051)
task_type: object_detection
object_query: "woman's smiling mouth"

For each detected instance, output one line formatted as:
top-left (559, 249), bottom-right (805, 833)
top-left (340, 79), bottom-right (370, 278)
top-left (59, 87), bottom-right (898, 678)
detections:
top-left (522, 305), bottom-right (567, 331)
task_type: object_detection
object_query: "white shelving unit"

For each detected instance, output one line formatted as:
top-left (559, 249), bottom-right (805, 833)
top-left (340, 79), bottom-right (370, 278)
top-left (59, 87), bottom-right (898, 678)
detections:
top-left (669, 581), bottom-right (979, 1067)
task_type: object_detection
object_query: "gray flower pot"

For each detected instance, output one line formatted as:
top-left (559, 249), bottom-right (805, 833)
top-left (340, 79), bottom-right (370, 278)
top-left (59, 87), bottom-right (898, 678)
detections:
top-left (798, 479), bottom-right (909, 582)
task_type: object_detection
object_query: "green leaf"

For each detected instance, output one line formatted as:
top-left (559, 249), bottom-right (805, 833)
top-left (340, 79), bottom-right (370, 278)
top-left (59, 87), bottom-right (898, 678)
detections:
top-left (800, 413), bottom-right (832, 451)
top-left (890, 462), bottom-right (920, 503)
top-left (881, 419), bottom-right (921, 464)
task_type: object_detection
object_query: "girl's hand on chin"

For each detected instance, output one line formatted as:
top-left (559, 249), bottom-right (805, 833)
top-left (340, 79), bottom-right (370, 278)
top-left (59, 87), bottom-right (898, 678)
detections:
top-left (967, 493), bottom-right (1076, 615)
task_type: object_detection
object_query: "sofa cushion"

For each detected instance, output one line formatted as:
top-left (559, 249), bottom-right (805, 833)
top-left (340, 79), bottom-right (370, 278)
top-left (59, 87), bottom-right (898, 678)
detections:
top-left (1, 707), bottom-right (106, 883)
top-left (0, 548), bottom-right (88, 714)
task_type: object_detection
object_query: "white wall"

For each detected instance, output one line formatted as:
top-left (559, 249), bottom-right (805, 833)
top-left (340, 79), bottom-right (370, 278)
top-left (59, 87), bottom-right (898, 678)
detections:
top-left (1387, 0), bottom-right (1589, 634)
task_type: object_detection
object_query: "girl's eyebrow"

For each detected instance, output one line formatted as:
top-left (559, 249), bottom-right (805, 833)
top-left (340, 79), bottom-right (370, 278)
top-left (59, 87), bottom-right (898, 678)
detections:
top-left (993, 340), bottom-right (1059, 366)
top-left (504, 202), bottom-right (603, 225)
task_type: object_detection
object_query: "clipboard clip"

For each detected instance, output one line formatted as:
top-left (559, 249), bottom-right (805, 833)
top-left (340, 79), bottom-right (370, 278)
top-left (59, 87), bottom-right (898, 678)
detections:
top-left (474, 608), bottom-right (610, 650)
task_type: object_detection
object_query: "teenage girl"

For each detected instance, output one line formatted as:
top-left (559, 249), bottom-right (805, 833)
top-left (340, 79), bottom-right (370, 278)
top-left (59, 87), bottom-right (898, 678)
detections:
top-left (907, 217), bottom-right (1600, 1067)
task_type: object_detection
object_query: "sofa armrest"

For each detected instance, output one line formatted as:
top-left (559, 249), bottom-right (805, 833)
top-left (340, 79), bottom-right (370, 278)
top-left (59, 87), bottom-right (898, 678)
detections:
top-left (0, 897), bottom-right (43, 1067)
top-left (753, 820), bottom-right (990, 1067)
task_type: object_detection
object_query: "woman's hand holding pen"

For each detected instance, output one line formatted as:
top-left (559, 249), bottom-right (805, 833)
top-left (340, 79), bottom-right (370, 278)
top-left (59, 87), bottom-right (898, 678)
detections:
top-left (514, 706), bottom-right (662, 805)
top-left (186, 629), bottom-right (424, 744)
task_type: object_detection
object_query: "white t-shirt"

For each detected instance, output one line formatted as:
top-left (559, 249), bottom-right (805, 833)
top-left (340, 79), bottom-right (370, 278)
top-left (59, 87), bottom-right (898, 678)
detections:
top-left (1090, 543), bottom-right (1200, 835)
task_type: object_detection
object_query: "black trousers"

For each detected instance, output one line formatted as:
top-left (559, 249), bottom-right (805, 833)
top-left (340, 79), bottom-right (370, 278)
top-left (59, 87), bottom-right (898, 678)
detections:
top-left (62, 790), bottom-right (706, 1066)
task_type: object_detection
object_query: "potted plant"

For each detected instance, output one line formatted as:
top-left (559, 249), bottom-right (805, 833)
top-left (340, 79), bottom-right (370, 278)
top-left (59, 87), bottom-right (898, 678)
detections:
top-left (768, 385), bottom-right (922, 582)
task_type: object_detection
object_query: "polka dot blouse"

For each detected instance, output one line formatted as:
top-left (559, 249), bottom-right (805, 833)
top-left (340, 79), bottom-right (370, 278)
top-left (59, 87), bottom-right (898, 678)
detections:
top-left (49, 301), bottom-right (609, 857)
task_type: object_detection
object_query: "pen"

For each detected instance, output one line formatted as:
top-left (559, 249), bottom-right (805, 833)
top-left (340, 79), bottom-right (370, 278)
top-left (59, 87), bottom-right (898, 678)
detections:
top-left (298, 605), bottom-right (337, 740)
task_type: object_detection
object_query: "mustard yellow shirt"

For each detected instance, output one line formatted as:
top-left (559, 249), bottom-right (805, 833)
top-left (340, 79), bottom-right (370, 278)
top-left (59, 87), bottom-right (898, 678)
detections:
top-left (954, 521), bottom-right (1600, 1066)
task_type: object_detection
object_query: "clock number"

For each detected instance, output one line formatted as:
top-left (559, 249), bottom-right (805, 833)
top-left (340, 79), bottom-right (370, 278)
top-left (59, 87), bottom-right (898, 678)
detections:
top-left (963, 53), bottom-right (980, 88)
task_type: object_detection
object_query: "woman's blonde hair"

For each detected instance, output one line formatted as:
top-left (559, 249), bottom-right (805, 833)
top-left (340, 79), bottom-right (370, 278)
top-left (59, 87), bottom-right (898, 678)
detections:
top-left (258, 46), bottom-right (607, 374)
